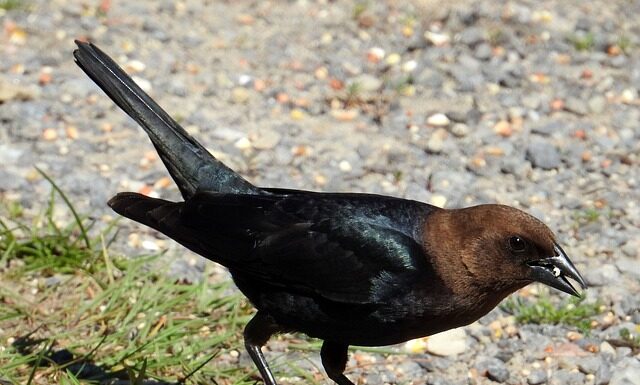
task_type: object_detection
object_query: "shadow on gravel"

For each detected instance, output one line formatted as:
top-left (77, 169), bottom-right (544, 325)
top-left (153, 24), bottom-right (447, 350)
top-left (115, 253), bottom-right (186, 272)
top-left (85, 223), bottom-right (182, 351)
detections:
top-left (11, 330), bottom-right (178, 385)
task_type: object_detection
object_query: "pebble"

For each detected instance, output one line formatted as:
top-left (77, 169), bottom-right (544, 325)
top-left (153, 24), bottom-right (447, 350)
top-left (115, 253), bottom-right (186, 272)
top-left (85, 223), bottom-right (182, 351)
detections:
top-left (615, 258), bottom-right (640, 280)
top-left (477, 358), bottom-right (510, 382)
top-left (526, 141), bottom-right (561, 169)
top-left (251, 129), bottom-right (281, 150)
top-left (475, 43), bottom-right (493, 60)
top-left (424, 31), bottom-right (450, 46)
top-left (348, 74), bottom-right (382, 92)
top-left (564, 98), bottom-right (589, 115)
top-left (338, 160), bottom-right (352, 172)
top-left (450, 123), bottom-right (470, 137)
top-left (609, 358), bottom-right (640, 385)
top-left (426, 113), bottom-right (450, 127)
top-left (527, 369), bottom-right (548, 385)
top-left (425, 328), bottom-right (467, 356)
top-left (231, 87), bottom-right (251, 104)
top-left (426, 134), bottom-right (444, 153)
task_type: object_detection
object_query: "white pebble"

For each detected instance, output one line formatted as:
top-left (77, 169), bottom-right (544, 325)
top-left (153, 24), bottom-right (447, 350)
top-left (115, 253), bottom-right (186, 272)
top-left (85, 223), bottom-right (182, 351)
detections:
top-left (126, 59), bottom-right (146, 73)
top-left (368, 47), bottom-right (385, 61)
top-left (142, 240), bottom-right (160, 251)
top-left (426, 327), bottom-right (467, 356)
top-left (339, 160), bottom-right (352, 172)
top-left (402, 60), bottom-right (417, 73)
top-left (430, 195), bottom-right (447, 208)
top-left (424, 31), bottom-right (450, 46)
top-left (234, 136), bottom-right (252, 150)
top-left (426, 113), bottom-right (450, 127)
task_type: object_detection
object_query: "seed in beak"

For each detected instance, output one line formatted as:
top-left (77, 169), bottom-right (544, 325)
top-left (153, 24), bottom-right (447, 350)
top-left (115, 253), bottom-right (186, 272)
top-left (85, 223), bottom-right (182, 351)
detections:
top-left (553, 266), bottom-right (561, 278)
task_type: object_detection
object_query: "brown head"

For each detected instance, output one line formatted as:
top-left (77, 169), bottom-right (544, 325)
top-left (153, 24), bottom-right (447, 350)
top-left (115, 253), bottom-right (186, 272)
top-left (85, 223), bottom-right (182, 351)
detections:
top-left (423, 204), bottom-right (586, 302)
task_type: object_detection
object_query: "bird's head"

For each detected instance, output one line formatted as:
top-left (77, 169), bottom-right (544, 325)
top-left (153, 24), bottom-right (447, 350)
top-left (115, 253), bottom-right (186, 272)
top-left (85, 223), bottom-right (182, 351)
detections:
top-left (424, 204), bottom-right (587, 297)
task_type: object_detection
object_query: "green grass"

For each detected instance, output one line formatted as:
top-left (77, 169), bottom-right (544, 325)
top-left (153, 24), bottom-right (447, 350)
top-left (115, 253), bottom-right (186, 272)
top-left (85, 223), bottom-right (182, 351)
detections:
top-left (617, 328), bottom-right (640, 351)
top-left (616, 35), bottom-right (632, 54)
top-left (0, 175), bottom-right (277, 384)
top-left (501, 290), bottom-right (602, 334)
top-left (0, 0), bottom-right (22, 10)
top-left (569, 32), bottom-right (595, 51)
top-left (352, 1), bottom-right (370, 19)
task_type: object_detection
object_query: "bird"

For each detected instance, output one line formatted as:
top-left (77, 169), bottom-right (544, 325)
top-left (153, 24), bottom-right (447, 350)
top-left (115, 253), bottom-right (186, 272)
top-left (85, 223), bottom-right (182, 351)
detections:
top-left (73, 40), bottom-right (587, 385)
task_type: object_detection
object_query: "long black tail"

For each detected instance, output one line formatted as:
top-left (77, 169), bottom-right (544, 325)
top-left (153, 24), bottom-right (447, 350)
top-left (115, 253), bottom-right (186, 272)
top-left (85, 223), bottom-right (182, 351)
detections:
top-left (73, 40), bottom-right (260, 198)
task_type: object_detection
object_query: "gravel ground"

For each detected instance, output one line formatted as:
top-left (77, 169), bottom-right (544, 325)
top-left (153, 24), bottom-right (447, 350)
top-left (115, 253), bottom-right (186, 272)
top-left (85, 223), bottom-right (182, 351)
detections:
top-left (1, 0), bottom-right (640, 384)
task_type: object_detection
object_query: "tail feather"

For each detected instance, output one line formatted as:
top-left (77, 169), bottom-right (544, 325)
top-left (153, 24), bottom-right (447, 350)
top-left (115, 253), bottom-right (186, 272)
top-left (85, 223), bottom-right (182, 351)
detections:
top-left (108, 192), bottom-right (248, 265)
top-left (74, 40), bottom-right (260, 198)
top-left (108, 192), bottom-right (183, 232)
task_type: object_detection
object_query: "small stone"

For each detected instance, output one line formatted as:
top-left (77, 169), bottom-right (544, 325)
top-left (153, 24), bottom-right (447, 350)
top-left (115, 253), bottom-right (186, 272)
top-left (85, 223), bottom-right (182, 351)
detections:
top-left (526, 141), bottom-right (561, 169)
top-left (234, 137), bottom-right (252, 150)
top-left (42, 128), bottom-right (58, 141)
top-left (578, 357), bottom-right (602, 375)
top-left (609, 358), bottom-right (640, 385)
top-left (426, 135), bottom-right (444, 153)
top-left (425, 327), bottom-right (467, 356)
top-left (0, 78), bottom-right (40, 101)
top-left (125, 59), bottom-right (146, 73)
top-left (621, 88), bottom-right (636, 103)
top-left (599, 341), bottom-right (616, 356)
top-left (595, 362), bottom-right (613, 385)
top-left (404, 338), bottom-right (428, 353)
top-left (426, 113), bottom-right (450, 127)
top-left (367, 47), bottom-right (385, 63)
top-left (330, 109), bottom-right (359, 121)
top-left (338, 160), bottom-right (352, 172)
top-left (528, 369), bottom-right (548, 385)
top-left (314, 66), bottom-right (329, 80)
top-left (142, 240), bottom-right (160, 251)
top-left (425, 31), bottom-right (450, 46)
top-left (564, 98), bottom-right (588, 115)
top-left (450, 123), bottom-right (470, 137)
top-left (231, 87), bottom-right (250, 104)
top-left (588, 96), bottom-right (607, 114)
top-left (615, 257), bottom-right (640, 280)
top-left (429, 195), bottom-right (447, 208)
top-left (477, 358), bottom-right (510, 383)
top-left (385, 53), bottom-right (401, 66)
top-left (65, 125), bottom-right (79, 140)
top-left (475, 43), bottom-right (492, 60)
top-left (290, 109), bottom-right (306, 120)
top-left (252, 129), bottom-right (281, 150)
top-left (402, 60), bottom-right (418, 73)
top-left (494, 120), bottom-right (512, 137)
top-left (550, 370), bottom-right (585, 385)
top-left (348, 74), bottom-right (382, 92)
top-left (487, 362), bottom-right (510, 382)
top-left (459, 26), bottom-right (485, 46)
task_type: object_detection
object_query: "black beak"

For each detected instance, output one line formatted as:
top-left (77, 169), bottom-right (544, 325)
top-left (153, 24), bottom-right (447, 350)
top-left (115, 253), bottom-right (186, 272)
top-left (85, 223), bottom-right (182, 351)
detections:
top-left (527, 243), bottom-right (587, 297)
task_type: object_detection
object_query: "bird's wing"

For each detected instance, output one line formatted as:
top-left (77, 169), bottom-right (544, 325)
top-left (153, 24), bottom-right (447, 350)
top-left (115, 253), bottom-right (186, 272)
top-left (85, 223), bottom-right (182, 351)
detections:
top-left (183, 191), bottom-right (434, 304)
top-left (109, 191), bottom-right (435, 305)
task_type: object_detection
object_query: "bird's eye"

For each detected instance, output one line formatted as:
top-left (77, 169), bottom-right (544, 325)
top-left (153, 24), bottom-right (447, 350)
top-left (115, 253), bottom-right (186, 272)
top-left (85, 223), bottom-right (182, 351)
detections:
top-left (508, 236), bottom-right (527, 253)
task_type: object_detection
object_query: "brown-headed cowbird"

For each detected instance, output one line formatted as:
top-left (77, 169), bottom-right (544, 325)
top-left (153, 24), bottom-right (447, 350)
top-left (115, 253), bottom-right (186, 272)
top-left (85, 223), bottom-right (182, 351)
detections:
top-left (73, 41), bottom-right (586, 385)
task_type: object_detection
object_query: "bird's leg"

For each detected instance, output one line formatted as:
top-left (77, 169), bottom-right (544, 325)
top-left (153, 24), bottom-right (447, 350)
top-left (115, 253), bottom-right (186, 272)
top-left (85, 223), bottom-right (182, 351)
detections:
top-left (320, 341), bottom-right (355, 385)
top-left (244, 312), bottom-right (281, 385)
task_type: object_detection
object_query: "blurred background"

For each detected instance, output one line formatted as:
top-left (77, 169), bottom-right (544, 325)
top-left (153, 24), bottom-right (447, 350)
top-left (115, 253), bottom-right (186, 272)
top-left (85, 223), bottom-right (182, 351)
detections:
top-left (1, 1), bottom-right (639, 384)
